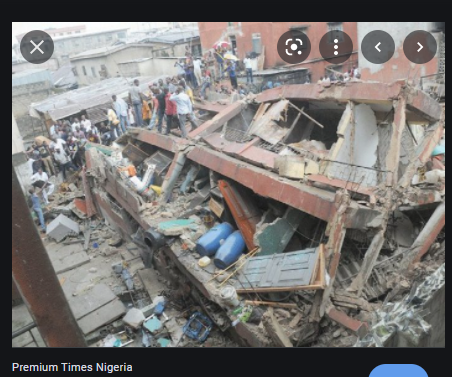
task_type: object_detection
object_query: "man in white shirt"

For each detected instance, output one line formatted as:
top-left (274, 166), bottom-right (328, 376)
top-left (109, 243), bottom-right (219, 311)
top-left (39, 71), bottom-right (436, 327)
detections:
top-left (244, 54), bottom-right (253, 84)
top-left (71, 117), bottom-right (81, 133)
top-left (49, 122), bottom-right (58, 138)
top-left (80, 115), bottom-right (92, 133)
top-left (31, 168), bottom-right (54, 204)
top-left (193, 58), bottom-right (203, 89)
top-left (112, 94), bottom-right (129, 134)
top-left (50, 136), bottom-right (67, 151)
top-left (170, 86), bottom-right (198, 138)
top-left (53, 147), bottom-right (78, 180)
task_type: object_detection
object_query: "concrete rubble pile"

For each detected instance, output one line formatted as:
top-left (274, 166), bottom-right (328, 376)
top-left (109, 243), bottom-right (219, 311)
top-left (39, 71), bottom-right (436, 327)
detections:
top-left (32, 80), bottom-right (445, 347)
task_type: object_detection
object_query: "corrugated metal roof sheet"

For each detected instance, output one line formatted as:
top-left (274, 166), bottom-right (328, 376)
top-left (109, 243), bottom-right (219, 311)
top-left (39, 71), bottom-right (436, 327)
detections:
top-left (30, 75), bottom-right (167, 121)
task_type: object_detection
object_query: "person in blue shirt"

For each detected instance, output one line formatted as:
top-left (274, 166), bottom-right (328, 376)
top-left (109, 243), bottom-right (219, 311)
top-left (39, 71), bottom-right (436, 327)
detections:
top-left (29, 187), bottom-right (46, 232)
top-left (226, 60), bottom-right (238, 89)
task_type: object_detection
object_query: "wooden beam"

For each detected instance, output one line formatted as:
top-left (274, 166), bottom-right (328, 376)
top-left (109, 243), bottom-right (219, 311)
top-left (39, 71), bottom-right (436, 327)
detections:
top-left (287, 102), bottom-right (324, 128)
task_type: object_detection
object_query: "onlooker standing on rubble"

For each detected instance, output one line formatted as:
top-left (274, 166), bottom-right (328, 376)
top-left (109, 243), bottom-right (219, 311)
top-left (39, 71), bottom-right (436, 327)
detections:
top-left (80, 115), bottom-right (92, 133)
top-left (127, 104), bottom-right (135, 127)
top-left (28, 187), bottom-right (46, 232)
top-left (156, 87), bottom-right (167, 134)
top-left (243, 54), bottom-right (253, 84)
top-left (107, 108), bottom-right (121, 138)
top-left (31, 150), bottom-right (45, 174)
top-left (73, 126), bottom-right (85, 141)
top-left (166, 77), bottom-right (177, 94)
top-left (193, 57), bottom-right (203, 89)
top-left (148, 88), bottom-right (160, 130)
top-left (215, 48), bottom-right (224, 79)
top-left (129, 79), bottom-right (146, 127)
top-left (31, 167), bottom-right (54, 205)
top-left (164, 87), bottom-right (177, 135)
top-left (53, 146), bottom-right (78, 180)
top-left (226, 60), bottom-right (238, 89)
top-left (200, 71), bottom-right (211, 99)
top-left (71, 117), bottom-right (81, 133)
top-left (112, 94), bottom-right (129, 134)
top-left (170, 86), bottom-right (198, 138)
top-left (37, 141), bottom-right (56, 176)
top-left (142, 98), bottom-right (152, 126)
top-left (179, 80), bottom-right (194, 104)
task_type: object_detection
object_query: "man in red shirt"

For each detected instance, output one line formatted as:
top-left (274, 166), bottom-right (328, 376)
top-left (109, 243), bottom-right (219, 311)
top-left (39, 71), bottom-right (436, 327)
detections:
top-left (164, 87), bottom-right (177, 135)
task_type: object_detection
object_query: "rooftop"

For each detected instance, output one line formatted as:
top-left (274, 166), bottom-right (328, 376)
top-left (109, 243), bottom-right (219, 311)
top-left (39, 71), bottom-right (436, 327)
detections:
top-left (30, 75), bottom-right (167, 121)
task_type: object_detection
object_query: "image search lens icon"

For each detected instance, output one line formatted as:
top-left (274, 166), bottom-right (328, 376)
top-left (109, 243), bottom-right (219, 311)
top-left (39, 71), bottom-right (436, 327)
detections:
top-left (277, 31), bottom-right (311, 64)
top-left (286, 38), bottom-right (303, 55)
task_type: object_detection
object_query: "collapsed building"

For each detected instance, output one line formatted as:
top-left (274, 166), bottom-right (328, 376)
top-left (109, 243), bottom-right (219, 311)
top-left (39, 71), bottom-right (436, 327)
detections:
top-left (15, 80), bottom-right (445, 347)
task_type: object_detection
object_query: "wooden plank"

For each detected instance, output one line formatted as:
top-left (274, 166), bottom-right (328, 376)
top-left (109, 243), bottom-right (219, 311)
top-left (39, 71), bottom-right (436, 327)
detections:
top-left (77, 299), bottom-right (126, 335)
top-left (69, 284), bottom-right (117, 319)
top-left (262, 307), bottom-right (293, 347)
top-left (237, 284), bottom-right (324, 294)
top-left (244, 300), bottom-right (297, 309)
top-left (288, 102), bottom-right (324, 128)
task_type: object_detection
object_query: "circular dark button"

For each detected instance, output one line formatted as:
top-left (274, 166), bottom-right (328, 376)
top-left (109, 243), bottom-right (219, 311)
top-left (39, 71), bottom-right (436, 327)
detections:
top-left (319, 31), bottom-right (353, 64)
top-left (361, 30), bottom-right (395, 64)
top-left (277, 30), bottom-right (311, 64)
top-left (403, 30), bottom-right (437, 64)
top-left (20, 30), bottom-right (54, 64)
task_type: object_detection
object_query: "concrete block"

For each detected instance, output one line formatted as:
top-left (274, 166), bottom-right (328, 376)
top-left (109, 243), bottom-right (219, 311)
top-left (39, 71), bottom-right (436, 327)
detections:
top-left (46, 214), bottom-right (80, 242)
top-left (123, 308), bottom-right (146, 329)
top-left (305, 160), bottom-right (320, 175)
top-left (275, 156), bottom-right (305, 179)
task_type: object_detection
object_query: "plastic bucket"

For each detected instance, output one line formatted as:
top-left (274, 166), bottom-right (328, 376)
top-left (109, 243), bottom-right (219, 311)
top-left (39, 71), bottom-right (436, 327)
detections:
top-left (220, 286), bottom-right (240, 307)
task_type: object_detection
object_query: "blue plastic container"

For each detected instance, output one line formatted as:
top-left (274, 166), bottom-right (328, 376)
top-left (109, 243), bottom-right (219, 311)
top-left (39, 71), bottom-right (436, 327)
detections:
top-left (196, 222), bottom-right (234, 257)
top-left (214, 231), bottom-right (246, 269)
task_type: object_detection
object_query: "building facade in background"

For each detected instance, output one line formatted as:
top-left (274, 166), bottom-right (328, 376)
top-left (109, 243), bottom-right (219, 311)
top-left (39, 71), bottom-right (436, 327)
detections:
top-left (357, 22), bottom-right (445, 84)
top-left (198, 22), bottom-right (358, 82)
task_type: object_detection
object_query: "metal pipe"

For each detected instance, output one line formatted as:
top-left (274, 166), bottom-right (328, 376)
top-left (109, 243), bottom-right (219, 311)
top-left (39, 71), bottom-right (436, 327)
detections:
top-left (12, 165), bottom-right (87, 347)
top-left (12, 322), bottom-right (36, 339)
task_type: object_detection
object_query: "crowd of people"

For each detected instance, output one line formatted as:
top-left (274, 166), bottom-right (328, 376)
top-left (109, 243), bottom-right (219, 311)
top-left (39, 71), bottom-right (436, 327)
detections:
top-left (318, 66), bottom-right (361, 84)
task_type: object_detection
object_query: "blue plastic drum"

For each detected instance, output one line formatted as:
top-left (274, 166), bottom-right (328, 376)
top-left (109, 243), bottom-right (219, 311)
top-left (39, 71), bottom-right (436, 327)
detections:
top-left (214, 231), bottom-right (246, 269)
top-left (196, 222), bottom-right (234, 257)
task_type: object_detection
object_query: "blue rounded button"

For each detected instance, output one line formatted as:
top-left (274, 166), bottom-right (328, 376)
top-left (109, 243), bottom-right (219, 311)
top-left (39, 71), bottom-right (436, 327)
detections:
top-left (370, 364), bottom-right (428, 377)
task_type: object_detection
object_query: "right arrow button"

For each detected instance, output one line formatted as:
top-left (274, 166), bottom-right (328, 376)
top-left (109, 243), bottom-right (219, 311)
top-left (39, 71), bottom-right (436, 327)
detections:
top-left (404, 31), bottom-right (437, 64)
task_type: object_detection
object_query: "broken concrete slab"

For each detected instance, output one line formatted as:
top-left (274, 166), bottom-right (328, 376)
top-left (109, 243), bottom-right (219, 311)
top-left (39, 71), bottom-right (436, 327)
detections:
top-left (46, 214), bottom-right (80, 242)
top-left (137, 269), bottom-right (166, 301)
top-left (77, 299), bottom-right (126, 335)
top-left (69, 284), bottom-right (117, 319)
top-left (275, 155), bottom-right (305, 179)
top-left (12, 332), bottom-right (35, 347)
top-left (254, 207), bottom-right (303, 256)
top-left (305, 160), bottom-right (320, 175)
top-left (46, 242), bottom-right (90, 274)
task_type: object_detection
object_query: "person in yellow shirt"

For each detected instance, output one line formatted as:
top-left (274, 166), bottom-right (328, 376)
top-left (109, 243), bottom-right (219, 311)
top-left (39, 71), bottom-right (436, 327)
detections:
top-left (142, 99), bottom-right (151, 126)
top-left (179, 80), bottom-right (194, 104)
top-left (107, 109), bottom-right (121, 138)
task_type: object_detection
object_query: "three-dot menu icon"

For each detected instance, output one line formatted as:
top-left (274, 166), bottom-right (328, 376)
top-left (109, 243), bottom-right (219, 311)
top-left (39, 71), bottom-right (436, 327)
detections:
top-left (319, 30), bottom-right (354, 64)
